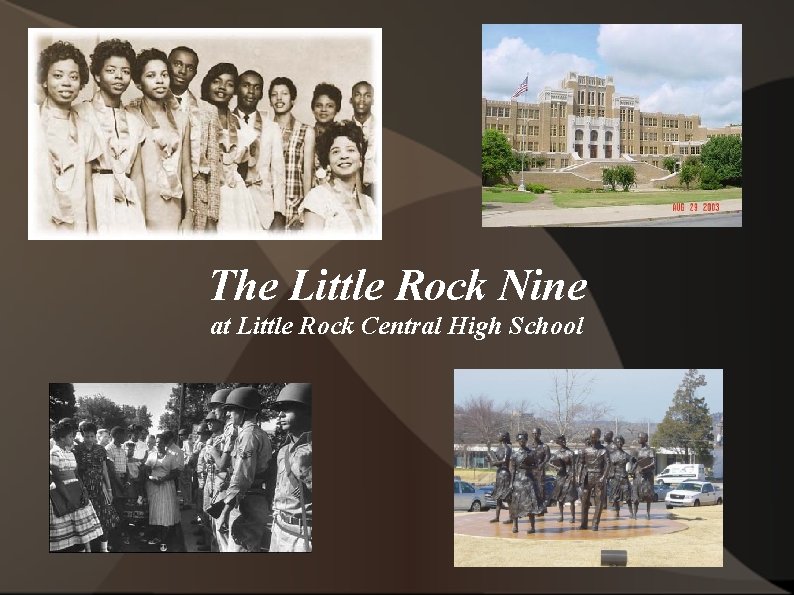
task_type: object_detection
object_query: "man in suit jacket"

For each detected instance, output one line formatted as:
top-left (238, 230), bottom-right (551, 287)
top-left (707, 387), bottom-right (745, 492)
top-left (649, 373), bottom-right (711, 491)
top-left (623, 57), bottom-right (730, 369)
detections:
top-left (167, 46), bottom-right (222, 231)
top-left (234, 70), bottom-right (287, 230)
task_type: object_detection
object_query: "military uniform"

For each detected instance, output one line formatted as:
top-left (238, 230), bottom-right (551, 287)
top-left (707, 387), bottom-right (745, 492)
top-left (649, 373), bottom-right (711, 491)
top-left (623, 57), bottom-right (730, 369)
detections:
top-left (224, 420), bottom-right (272, 552)
top-left (212, 421), bottom-right (237, 552)
top-left (270, 431), bottom-right (312, 552)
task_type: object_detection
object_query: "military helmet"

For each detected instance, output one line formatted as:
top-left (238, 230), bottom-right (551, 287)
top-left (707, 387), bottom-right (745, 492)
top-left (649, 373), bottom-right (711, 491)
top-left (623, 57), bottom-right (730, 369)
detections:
top-left (272, 383), bottom-right (312, 409)
top-left (223, 386), bottom-right (262, 411)
top-left (209, 388), bottom-right (232, 405)
top-left (197, 422), bottom-right (212, 435)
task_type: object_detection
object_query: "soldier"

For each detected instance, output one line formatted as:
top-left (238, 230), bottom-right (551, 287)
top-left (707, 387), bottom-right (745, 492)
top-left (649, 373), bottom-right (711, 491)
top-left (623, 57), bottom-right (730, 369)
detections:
top-left (578, 428), bottom-right (610, 531)
top-left (218, 387), bottom-right (273, 552)
top-left (200, 410), bottom-right (225, 551)
top-left (205, 388), bottom-right (235, 551)
top-left (270, 383), bottom-right (312, 552)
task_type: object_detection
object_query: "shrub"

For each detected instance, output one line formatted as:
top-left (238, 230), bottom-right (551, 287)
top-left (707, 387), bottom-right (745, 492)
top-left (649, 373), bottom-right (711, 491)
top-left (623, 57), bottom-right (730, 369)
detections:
top-left (613, 164), bottom-right (637, 191)
top-left (527, 183), bottom-right (547, 194)
top-left (572, 188), bottom-right (594, 193)
top-left (602, 167), bottom-right (617, 191)
top-left (699, 164), bottom-right (722, 190)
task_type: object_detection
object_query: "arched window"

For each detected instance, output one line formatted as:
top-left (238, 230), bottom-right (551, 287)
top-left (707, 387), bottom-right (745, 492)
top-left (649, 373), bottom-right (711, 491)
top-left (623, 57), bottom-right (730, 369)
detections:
top-left (590, 130), bottom-right (598, 142)
top-left (605, 131), bottom-right (613, 142)
top-left (575, 129), bottom-right (584, 141)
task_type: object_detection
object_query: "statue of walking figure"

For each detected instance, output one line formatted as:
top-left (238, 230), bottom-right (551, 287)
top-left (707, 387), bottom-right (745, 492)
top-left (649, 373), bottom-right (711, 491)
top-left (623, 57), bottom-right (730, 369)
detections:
top-left (606, 435), bottom-right (633, 518)
top-left (508, 431), bottom-right (544, 534)
top-left (578, 428), bottom-right (610, 531)
top-left (548, 435), bottom-right (577, 524)
top-left (530, 428), bottom-right (551, 515)
top-left (629, 432), bottom-right (655, 520)
top-left (485, 431), bottom-right (512, 523)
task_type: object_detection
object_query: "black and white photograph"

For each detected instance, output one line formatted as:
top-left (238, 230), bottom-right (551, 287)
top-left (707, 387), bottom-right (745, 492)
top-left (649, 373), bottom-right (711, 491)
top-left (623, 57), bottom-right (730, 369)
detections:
top-left (48, 382), bottom-right (312, 553)
top-left (29, 28), bottom-right (381, 240)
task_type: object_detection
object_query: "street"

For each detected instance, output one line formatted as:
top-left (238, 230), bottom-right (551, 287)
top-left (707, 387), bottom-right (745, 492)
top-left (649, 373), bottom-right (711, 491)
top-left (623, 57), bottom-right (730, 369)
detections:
top-left (586, 212), bottom-right (742, 227)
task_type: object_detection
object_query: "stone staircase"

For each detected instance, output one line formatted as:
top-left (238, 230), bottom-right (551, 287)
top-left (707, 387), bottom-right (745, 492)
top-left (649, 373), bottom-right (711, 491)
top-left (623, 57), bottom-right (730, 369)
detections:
top-left (557, 160), bottom-right (669, 183)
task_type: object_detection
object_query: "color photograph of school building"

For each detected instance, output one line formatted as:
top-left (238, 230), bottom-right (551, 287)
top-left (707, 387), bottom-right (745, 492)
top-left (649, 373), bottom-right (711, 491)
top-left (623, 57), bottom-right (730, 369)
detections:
top-left (481, 25), bottom-right (741, 190)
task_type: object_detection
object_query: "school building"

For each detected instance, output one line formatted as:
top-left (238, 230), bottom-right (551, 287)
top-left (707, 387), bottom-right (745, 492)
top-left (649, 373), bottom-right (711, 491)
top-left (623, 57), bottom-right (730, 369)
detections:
top-left (482, 71), bottom-right (742, 171)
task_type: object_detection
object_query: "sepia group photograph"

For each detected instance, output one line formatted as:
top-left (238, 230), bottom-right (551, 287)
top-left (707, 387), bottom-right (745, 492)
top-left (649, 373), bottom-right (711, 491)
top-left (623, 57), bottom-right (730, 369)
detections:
top-left (29, 28), bottom-right (381, 240)
top-left (48, 382), bottom-right (312, 553)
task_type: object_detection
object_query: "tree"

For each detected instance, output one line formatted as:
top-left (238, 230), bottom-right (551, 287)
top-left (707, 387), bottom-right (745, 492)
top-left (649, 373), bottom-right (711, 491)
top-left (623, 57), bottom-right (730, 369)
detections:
top-left (458, 395), bottom-right (509, 451)
top-left (75, 394), bottom-right (126, 430)
top-left (602, 167), bottom-right (617, 191)
top-left (662, 157), bottom-right (678, 174)
top-left (679, 163), bottom-right (697, 190)
top-left (614, 165), bottom-right (636, 191)
top-left (652, 369), bottom-right (714, 465)
top-left (699, 164), bottom-right (721, 190)
top-left (481, 130), bottom-right (514, 186)
top-left (49, 383), bottom-right (76, 421)
top-left (535, 370), bottom-right (612, 441)
top-left (134, 405), bottom-right (153, 430)
top-left (700, 135), bottom-right (742, 187)
top-left (158, 383), bottom-right (287, 433)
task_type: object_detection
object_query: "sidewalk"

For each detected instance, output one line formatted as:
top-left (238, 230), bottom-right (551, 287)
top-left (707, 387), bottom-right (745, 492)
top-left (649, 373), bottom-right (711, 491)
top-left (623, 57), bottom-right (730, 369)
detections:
top-left (482, 198), bottom-right (742, 227)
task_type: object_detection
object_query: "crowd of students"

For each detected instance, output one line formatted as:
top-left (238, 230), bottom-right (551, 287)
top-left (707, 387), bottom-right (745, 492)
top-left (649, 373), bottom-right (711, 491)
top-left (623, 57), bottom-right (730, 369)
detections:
top-left (48, 383), bottom-right (312, 552)
top-left (35, 38), bottom-right (377, 236)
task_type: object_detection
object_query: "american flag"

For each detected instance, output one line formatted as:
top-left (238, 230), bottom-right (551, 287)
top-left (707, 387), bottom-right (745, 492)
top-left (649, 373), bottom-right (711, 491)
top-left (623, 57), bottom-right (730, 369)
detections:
top-left (511, 76), bottom-right (528, 99)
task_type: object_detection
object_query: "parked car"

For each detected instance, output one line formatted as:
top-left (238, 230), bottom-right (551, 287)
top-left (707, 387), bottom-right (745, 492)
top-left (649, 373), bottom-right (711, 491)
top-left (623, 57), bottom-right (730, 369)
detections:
top-left (664, 481), bottom-right (723, 509)
top-left (454, 478), bottom-right (489, 512)
top-left (481, 476), bottom-right (558, 508)
top-left (653, 483), bottom-right (673, 502)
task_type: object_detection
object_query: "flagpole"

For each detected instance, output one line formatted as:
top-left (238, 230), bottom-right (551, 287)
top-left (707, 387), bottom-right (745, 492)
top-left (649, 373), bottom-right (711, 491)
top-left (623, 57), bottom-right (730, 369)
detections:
top-left (519, 71), bottom-right (528, 191)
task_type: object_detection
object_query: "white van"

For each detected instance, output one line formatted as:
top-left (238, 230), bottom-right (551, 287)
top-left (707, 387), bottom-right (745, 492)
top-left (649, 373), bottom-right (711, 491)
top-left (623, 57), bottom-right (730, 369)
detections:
top-left (656, 463), bottom-right (706, 485)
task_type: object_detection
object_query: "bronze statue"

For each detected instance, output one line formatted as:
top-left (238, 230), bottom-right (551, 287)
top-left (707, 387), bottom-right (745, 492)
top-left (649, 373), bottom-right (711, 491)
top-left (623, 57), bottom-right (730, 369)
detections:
top-left (508, 431), bottom-right (544, 534)
top-left (577, 428), bottom-right (610, 531)
top-left (629, 432), bottom-right (655, 520)
top-left (606, 435), bottom-right (633, 518)
top-left (603, 430), bottom-right (616, 452)
top-left (531, 427), bottom-right (551, 514)
top-left (485, 431), bottom-right (512, 523)
top-left (547, 435), bottom-right (577, 524)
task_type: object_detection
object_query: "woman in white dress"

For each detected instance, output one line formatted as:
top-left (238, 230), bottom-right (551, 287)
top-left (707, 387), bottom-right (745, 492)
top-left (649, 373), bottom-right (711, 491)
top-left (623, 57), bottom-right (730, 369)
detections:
top-left (128, 48), bottom-right (194, 232)
top-left (200, 63), bottom-right (259, 232)
top-left (302, 120), bottom-right (376, 234)
top-left (35, 41), bottom-right (100, 234)
top-left (143, 432), bottom-right (181, 552)
top-left (77, 39), bottom-right (146, 234)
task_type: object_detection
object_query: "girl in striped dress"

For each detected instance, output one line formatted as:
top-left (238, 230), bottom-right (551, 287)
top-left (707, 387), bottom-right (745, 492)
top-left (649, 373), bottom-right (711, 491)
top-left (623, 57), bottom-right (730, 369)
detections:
top-left (49, 421), bottom-right (103, 552)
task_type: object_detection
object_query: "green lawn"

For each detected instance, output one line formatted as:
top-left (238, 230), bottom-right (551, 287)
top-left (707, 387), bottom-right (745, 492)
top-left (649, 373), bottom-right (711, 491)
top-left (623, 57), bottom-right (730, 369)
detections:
top-left (553, 187), bottom-right (742, 208)
top-left (482, 189), bottom-right (538, 204)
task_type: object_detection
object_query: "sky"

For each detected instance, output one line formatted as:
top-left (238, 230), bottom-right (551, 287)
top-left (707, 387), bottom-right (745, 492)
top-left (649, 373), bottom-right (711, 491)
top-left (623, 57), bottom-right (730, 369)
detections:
top-left (482, 24), bottom-right (742, 128)
top-left (453, 369), bottom-right (723, 422)
top-left (73, 383), bottom-right (177, 432)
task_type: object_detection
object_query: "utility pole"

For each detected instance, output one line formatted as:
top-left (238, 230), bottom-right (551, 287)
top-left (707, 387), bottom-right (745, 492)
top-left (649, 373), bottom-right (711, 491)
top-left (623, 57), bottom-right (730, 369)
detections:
top-left (177, 382), bottom-right (186, 432)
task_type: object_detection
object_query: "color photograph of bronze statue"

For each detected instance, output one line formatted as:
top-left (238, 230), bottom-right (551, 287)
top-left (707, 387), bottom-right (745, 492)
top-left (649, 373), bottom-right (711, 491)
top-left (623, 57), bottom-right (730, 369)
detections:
top-left (453, 369), bottom-right (724, 566)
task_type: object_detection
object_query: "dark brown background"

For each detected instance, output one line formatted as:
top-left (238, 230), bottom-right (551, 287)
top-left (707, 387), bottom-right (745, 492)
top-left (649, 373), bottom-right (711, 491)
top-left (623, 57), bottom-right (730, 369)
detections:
top-left (3, 1), bottom-right (787, 592)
